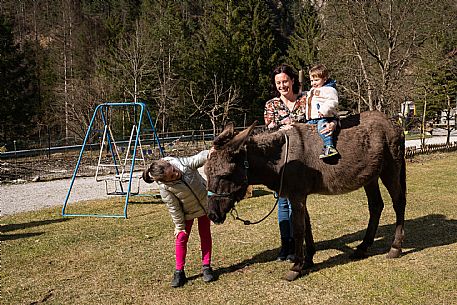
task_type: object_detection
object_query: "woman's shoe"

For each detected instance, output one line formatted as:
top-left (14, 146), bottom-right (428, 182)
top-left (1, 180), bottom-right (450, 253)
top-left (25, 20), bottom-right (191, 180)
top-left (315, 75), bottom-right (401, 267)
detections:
top-left (286, 254), bottom-right (296, 262)
top-left (202, 265), bottom-right (215, 282)
top-left (276, 240), bottom-right (289, 261)
top-left (171, 270), bottom-right (186, 288)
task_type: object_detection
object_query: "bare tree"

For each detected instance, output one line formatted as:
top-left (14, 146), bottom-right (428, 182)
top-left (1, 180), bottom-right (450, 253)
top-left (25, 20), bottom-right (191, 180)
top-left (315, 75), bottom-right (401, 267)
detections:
top-left (101, 20), bottom-right (153, 104)
top-left (442, 84), bottom-right (456, 145)
top-left (189, 75), bottom-right (242, 136)
top-left (149, 26), bottom-right (181, 133)
top-left (321, 0), bottom-right (444, 114)
top-left (46, 0), bottom-right (76, 144)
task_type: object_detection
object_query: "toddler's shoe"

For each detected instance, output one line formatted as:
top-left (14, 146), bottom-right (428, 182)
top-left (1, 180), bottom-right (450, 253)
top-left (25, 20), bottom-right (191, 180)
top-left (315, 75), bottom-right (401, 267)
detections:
top-left (319, 146), bottom-right (339, 159)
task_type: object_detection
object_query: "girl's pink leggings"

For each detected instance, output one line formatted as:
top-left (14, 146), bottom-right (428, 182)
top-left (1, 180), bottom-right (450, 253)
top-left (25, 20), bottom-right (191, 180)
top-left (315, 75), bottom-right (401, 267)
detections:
top-left (175, 215), bottom-right (212, 270)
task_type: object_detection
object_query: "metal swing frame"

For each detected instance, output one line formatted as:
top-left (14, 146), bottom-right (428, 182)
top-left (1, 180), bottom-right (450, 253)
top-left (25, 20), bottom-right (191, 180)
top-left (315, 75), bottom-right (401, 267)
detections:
top-left (95, 123), bottom-right (145, 195)
top-left (62, 102), bottom-right (164, 218)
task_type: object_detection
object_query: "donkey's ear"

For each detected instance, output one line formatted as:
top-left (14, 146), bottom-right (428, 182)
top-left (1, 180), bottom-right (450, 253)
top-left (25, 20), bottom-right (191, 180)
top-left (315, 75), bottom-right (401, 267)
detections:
top-left (228, 121), bottom-right (257, 152)
top-left (213, 122), bottom-right (235, 148)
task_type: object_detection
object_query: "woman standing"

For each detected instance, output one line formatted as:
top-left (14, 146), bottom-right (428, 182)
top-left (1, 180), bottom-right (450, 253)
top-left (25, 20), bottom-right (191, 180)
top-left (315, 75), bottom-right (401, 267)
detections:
top-left (264, 63), bottom-right (336, 260)
top-left (264, 64), bottom-right (305, 261)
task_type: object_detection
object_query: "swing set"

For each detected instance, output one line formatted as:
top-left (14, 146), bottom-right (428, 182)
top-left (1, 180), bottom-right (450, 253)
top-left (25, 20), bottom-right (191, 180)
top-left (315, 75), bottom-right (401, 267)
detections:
top-left (61, 102), bottom-right (164, 218)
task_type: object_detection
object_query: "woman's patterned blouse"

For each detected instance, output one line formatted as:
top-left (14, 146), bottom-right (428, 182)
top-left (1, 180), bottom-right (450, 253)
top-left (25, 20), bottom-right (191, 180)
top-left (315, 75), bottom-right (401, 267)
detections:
top-left (264, 93), bottom-right (307, 129)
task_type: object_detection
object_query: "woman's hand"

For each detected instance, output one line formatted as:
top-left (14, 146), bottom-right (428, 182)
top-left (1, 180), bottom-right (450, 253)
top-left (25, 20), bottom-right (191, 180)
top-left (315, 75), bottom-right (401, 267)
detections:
top-left (320, 121), bottom-right (336, 136)
top-left (208, 147), bottom-right (215, 158)
top-left (279, 124), bottom-right (294, 131)
top-left (267, 121), bottom-right (276, 129)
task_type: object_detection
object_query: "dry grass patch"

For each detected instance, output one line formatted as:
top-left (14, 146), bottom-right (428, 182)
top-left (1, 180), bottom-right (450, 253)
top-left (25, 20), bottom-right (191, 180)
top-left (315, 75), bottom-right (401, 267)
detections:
top-left (2, 152), bottom-right (457, 304)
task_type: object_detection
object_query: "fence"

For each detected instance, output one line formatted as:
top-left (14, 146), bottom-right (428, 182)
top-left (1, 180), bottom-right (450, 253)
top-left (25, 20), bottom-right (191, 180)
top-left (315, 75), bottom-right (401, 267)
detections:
top-left (2, 129), bottom-right (456, 182)
top-left (405, 141), bottom-right (457, 159)
top-left (0, 125), bottom-right (266, 160)
top-left (0, 126), bottom-right (265, 182)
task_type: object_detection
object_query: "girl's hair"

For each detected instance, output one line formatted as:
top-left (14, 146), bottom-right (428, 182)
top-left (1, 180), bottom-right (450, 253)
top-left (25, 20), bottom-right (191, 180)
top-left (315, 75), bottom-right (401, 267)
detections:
top-left (309, 64), bottom-right (329, 80)
top-left (147, 159), bottom-right (170, 181)
top-left (271, 64), bottom-right (300, 96)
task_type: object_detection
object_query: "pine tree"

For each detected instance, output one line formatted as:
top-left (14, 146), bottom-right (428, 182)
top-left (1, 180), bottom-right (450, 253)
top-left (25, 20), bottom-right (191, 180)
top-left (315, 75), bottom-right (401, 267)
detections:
top-left (235, 0), bottom-right (281, 108)
top-left (0, 15), bottom-right (39, 148)
top-left (188, 0), bottom-right (281, 127)
top-left (286, 1), bottom-right (321, 73)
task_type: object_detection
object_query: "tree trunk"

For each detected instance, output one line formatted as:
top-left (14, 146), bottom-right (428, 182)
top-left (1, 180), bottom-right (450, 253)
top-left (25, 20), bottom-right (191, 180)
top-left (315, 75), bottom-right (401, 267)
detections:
top-left (420, 93), bottom-right (427, 147)
top-left (446, 94), bottom-right (451, 145)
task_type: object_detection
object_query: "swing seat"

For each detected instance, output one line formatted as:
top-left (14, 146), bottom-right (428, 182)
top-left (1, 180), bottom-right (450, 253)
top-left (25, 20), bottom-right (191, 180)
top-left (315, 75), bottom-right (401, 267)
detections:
top-left (103, 174), bottom-right (141, 196)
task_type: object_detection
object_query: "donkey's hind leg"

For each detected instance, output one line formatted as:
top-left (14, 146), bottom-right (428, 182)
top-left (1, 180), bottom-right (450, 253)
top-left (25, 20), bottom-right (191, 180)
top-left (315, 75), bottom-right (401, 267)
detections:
top-left (352, 180), bottom-right (384, 259)
top-left (303, 204), bottom-right (316, 268)
top-left (380, 159), bottom-right (406, 258)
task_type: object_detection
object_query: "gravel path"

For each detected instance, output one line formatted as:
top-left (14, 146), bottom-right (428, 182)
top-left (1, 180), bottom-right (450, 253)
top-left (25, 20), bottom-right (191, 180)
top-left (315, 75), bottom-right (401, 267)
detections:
top-left (405, 135), bottom-right (457, 147)
top-left (1, 176), bottom-right (157, 216)
top-left (1, 171), bottom-right (191, 216)
top-left (1, 133), bottom-right (456, 216)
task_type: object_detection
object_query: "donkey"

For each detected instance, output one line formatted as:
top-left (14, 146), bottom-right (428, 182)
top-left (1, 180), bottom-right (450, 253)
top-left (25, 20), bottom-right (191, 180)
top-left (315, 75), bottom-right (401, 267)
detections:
top-left (204, 111), bottom-right (406, 281)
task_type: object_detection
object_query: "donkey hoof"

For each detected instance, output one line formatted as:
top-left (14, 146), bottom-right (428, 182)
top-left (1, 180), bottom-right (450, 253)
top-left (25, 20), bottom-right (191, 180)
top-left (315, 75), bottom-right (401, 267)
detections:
top-left (284, 270), bottom-right (301, 281)
top-left (386, 247), bottom-right (402, 258)
top-left (350, 248), bottom-right (367, 260)
top-left (303, 261), bottom-right (315, 269)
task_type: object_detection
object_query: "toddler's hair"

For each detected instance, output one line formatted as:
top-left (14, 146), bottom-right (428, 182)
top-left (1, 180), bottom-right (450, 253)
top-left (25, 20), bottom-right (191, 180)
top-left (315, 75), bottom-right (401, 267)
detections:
top-left (309, 64), bottom-right (329, 80)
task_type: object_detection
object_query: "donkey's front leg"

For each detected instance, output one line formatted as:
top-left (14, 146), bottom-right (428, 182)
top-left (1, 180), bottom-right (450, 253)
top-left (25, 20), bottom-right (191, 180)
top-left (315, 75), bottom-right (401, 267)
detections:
top-left (285, 197), bottom-right (314, 281)
top-left (303, 203), bottom-right (316, 267)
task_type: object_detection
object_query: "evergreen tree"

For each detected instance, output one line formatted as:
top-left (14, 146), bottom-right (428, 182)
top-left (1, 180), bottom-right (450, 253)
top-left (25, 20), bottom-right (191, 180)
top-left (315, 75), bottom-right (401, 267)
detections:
top-left (235, 0), bottom-right (281, 112)
top-left (412, 1), bottom-right (457, 129)
top-left (0, 15), bottom-right (39, 148)
top-left (415, 46), bottom-right (457, 122)
top-left (285, 1), bottom-right (320, 73)
top-left (188, 0), bottom-right (280, 127)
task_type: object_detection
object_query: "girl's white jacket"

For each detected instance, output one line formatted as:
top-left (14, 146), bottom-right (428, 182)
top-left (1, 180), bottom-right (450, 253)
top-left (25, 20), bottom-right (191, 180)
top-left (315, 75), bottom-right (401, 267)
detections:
top-left (156, 150), bottom-right (209, 235)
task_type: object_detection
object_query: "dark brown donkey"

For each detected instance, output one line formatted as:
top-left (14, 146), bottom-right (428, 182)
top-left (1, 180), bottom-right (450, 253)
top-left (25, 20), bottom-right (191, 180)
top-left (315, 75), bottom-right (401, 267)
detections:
top-left (204, 111), bottom-right (406, 281)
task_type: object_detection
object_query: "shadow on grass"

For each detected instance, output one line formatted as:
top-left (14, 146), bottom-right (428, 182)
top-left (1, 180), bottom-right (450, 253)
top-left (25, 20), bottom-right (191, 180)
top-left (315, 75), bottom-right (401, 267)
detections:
top-left (128, 198), bottom-right (163, 205)
top-left (1, 232), bottom-right (44, 241)
top-left (0, 218), bottom-right (70, 241)
top-left (215, 214), bottom-right (457, 277)
top-left (251, 189), bottom-right (272, 198)
top-left (186, 248), bottom-right (278, 282)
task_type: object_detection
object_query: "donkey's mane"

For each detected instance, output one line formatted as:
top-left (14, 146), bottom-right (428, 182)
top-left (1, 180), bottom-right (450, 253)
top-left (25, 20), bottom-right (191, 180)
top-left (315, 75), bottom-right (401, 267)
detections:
top-left (247, 129), bottom-right (286, 158)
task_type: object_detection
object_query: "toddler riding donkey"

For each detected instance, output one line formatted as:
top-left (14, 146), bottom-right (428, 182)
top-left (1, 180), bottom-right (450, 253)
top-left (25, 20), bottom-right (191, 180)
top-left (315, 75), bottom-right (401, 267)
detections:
top-left (305, 64), bottom-right (339, 159)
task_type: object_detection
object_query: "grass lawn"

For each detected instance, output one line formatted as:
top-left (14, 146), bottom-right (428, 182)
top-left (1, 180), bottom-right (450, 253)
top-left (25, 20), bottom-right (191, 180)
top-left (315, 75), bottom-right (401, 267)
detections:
top-left (2, 152), bottom-right (457, 305)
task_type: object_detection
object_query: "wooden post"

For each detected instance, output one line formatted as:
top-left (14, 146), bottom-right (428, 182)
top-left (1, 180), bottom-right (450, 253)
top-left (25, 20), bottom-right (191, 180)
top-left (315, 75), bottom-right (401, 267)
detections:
top-left (299, 69), bottom-right (305, 93)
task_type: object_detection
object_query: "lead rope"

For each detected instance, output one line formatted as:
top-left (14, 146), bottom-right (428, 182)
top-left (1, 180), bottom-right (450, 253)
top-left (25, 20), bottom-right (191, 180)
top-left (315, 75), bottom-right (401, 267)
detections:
top-left (182, 178), bottom-right (207, 214)
top-left (231, 133), bottom-right (290, 225)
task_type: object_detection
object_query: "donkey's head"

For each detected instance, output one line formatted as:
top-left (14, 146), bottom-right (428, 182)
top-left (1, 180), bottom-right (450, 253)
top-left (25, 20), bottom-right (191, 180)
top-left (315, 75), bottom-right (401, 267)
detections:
top-left (205, 122), bottom-right (257, 224)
